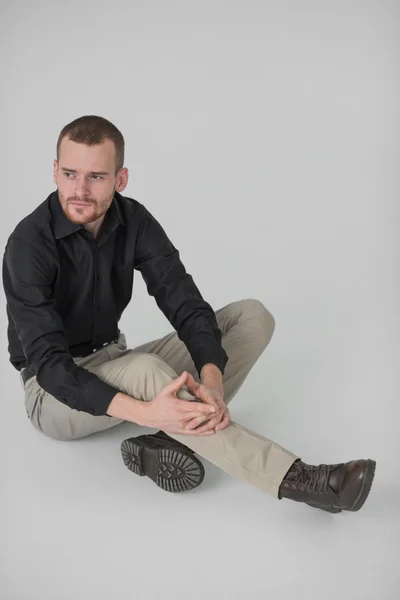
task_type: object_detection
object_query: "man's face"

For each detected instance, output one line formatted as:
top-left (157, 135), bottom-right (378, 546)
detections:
top-left (53, 136), bottom-right (128, 227)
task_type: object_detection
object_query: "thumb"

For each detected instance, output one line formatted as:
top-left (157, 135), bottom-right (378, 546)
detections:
top-left (185, 372), bottom-right (199, 393)
top-left (164, 371), bottom-right (189, 394)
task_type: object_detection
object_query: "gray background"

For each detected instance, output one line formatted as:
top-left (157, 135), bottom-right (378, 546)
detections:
top-left (0, 1), bottom-right (398, 598)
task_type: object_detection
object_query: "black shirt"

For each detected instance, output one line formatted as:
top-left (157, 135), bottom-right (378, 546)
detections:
top-left (2, 190), bottom-right (228, 416)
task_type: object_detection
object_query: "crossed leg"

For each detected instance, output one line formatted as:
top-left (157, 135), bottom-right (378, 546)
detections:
top-left (25, 298), bottom-right (299, 497)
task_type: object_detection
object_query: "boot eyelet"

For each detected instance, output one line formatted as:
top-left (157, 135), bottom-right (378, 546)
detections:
top-left (284, 483), bottom-right (289, 488)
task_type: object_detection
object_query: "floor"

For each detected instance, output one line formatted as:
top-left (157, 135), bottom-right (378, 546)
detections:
top-left (1, 341), bottom-right (397, 600)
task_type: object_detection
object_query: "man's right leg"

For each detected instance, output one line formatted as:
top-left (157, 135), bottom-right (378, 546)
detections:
top-left (92, 349), bottom-right (375, 512)
top-left (123, 298), bottom-right (376, 512)
top-left (23, 339), bottom-right (298, 497)
top-left (23, 329), bottom-right (375, 511)
top-left (82, 347), bottom-right (299, 499)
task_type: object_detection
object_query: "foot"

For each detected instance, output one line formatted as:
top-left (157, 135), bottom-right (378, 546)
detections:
top-left (278, 458), bottom-right (376, 513)
top-left (121, 430), bottom-right (205, 492)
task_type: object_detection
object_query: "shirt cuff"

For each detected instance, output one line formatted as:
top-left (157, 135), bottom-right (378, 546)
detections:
top-left (80, 377), bottom-right (122, 416)
top-left (194, 345), bottom-right (229, 378)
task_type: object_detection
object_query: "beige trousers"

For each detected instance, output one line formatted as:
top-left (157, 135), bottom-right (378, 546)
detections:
top-left (23, 298), bottom-right (299, 497)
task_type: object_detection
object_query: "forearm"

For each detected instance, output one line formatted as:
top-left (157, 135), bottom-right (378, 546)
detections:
top-left (200, 363), bottom-right (224, 394)
top-left (106, 391), bottom-right (147, 424)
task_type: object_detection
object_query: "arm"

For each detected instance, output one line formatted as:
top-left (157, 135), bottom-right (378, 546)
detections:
top-left (106, 391), bottom-right (146, 421)
top-left (2, 236), bottom-right (122, 416)
top-left (134, 208), bottom-right (229, 378)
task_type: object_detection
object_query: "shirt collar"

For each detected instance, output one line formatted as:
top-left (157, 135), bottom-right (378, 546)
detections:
top-left (51, 189), bottom-right (125, 240)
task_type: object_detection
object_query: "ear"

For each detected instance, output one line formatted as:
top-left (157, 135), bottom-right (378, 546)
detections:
top-left (53, 159), bottom-right (58, 184)
top-left (115, 167), bottom-right (129, 192)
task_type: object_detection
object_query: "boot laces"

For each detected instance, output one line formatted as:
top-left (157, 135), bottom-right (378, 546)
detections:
top-left (286, 462), bottom-right (335, 494)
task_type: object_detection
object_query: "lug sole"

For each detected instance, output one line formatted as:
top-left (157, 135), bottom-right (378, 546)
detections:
top-left (121, 437), bottom-right (205, 492)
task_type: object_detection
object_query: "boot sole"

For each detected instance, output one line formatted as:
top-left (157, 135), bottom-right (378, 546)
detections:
top-left (121, 437), bottom-right (205, 492)
top-left (308, 505), bottom-right (343, 514)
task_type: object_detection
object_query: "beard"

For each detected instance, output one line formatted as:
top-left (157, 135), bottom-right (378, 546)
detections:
top-left (59, 187), bottom-right (116, 224)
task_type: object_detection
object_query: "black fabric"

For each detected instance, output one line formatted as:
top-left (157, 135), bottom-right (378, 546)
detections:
top-left (21, 368), bottom-right (35, 385)
top-left (3, 189), bottom-right (228, 416)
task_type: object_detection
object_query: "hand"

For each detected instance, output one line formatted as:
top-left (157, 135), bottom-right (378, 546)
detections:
top-left (183, 373), bottom-right (231, 435)
top-left (142, 372), bottom-right (217, 434)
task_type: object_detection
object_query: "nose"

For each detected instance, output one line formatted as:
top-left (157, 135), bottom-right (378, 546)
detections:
top-left (74, 176), bottom-right (90, 198)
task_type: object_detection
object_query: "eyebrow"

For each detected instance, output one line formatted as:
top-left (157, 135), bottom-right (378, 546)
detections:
top-left (61, 167), bottom-right (109, 176)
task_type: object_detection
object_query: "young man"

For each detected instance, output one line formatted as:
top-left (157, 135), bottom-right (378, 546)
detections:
top-left (2, 115), bottom-right (376, 512)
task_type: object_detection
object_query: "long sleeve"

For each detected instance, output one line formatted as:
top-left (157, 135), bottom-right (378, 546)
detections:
top-left (2, 237), bottom-right (120, 415)
top-left (134, 208), bottom-right (229, 376)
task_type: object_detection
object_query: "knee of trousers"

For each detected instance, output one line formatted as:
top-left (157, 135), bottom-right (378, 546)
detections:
top-left (29, 418), bottom-right (76, 442)
top-left (240, 298), bottom-right (276, 346)
top-left (122, 352), bottom-right (194, 402)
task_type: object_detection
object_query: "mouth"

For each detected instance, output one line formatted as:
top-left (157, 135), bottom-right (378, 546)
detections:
top-left (71, 202), bottom-right (91, 207)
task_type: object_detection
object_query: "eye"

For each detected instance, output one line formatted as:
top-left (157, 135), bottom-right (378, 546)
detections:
top-left (91, 175), bottom-right (103, 180)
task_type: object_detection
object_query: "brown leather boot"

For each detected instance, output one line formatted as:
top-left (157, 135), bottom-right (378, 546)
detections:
top-left (278, 458), bottom-right (376, 513)
top-left (121, 430), bottom-right (205, 493)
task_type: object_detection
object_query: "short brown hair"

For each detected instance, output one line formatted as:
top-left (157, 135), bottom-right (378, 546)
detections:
top-left (56, 115), bottom-right (125, 176)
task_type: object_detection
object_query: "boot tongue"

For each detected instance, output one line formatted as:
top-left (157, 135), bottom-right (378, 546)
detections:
top-left (284, 459), bottom-right (303, 481)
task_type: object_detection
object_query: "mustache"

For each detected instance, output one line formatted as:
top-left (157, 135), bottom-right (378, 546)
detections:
top-left (69, 199), bottom-right (93, 204)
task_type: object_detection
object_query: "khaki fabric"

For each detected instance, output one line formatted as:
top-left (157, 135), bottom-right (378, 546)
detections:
top-left (23, 298), bottom-right (299, 497)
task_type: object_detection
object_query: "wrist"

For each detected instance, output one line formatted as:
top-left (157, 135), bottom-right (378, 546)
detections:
top-left (200, 363), bottom-right (222, 378)
top-left (134, 399), bottom-right (150, 427)
top-left (107, 392), bottom-right (148, 425)
top-left (200, 363), bottom-right (223, 394)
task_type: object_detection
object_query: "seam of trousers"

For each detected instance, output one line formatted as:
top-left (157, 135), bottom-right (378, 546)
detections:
top-left (190, 433), bottom-right (284, 489)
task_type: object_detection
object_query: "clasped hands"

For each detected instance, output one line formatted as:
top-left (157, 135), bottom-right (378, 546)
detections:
top-left (143, 370), bottom-right (231, 436)
top-left (183, 372), bottom-right (231, 435)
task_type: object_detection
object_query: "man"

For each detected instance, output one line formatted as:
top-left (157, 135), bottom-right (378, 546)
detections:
top-left (2, 115), bottom-right (376, 512)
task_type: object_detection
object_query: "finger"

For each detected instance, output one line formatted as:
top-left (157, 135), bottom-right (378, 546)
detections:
top-left (185, 375), bottom-right (219, 407)
top-left (185, 373), bottom-right (199, 393)
top-left (185, 407), bottom-right (224, 431)
top-left (192, 406), bottom-right (227, 434)
top-left (182, 412), bottom-right (213, 422)
top-left (184, 415), bottom-right (211, 431)
top-left (194, 398), bottom-right (219, 412)
top-left (185, 406), bottom-right (223, 426)
top-left (190, 415), bottom-right (221, 435)
top-left (179, 400), bottom-right (217, 414)
top-left (215, 410), bottom-right (231, 431)
top-left (189, 394), bottom-right (219, 408)
top-left (164, 371), bottom-right (189, 394)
